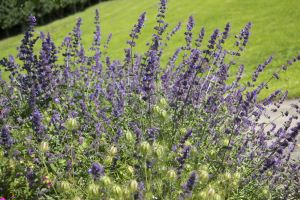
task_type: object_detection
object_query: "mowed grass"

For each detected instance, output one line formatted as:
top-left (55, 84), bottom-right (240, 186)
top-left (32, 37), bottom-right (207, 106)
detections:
top-left (0, 0), bottom-right (299, 98)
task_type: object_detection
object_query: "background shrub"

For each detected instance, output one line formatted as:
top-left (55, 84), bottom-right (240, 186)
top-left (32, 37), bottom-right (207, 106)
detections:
top-left (0, 0), bottom-right (108, 39)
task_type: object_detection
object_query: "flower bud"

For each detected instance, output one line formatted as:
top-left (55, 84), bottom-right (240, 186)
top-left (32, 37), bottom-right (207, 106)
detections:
top-left (40, 141), bottom-right (49, 152)
top-left (140, 141), bottom-right (151, 155)
top-left (167, 169), bottom-right (177, 181)
top-left (129, 180), bottom-right (138, 192)
top-left (109, 146), bottom-right (118, 155)
top-left (43, 176), bottom-right (51, 184)
top-left (64, 118), bottom-right (79, 130)
top-left (101, 176), bottom-right (111, 186)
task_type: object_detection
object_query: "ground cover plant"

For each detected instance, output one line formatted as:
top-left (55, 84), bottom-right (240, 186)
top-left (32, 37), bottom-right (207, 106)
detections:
top-left (0, 0), bottom-right (300, 199)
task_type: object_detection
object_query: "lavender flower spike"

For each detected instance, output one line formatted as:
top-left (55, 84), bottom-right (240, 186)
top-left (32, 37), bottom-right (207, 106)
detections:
top-left (88, 162), bottom-right (105, 180)
top-left (128, 12), bottom-right (146, 47)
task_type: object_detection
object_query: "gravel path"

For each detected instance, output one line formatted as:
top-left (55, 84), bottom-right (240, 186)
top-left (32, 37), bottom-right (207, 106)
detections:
top-left (262, 99), bottom-right (300, 160)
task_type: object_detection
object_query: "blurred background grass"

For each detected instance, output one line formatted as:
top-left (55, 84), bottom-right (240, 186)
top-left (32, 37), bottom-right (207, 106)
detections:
top-left (0, 0), bottom-right (299, 98)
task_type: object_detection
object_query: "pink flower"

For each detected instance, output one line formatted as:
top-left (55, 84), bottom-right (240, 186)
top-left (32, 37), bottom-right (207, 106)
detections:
top-left (0, 197), bottom-right (6, 200)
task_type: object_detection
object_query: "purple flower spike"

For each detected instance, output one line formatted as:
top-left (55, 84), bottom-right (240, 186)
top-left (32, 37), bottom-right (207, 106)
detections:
top-left (128, 12), bottom-right (146, 47)
top-left (88, 162), bottom-right (105, 180)
top-left (184, 171), bottom-right (197, 190)
top-left (28, 15), bottom-right (37, 27)
top-left (186, 16), bottom-right (195, 31)
top-left (0, 126), bottom-right (13, 149)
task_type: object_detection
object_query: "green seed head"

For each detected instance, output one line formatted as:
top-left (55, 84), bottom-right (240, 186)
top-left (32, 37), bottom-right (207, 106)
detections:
top-left (199, 170), bottom-right (209, 182)
top-left (129, 180), bottom-right (138, 192)
top-left (160, 98), bottom-right (168, 107)
top-left (112, 185), bottom-right (122, 196)
top-left (64, 118), bottom-right (79, 130)
top-left (101, 176), bottom-right (111, 186)
top-left (125, 130), bottom-right (134, 141)
top-left (167, 169), bottom-right (177, 181)
top-left (40, 141), bottom-right (49, 152)
top-left (127, 165), bottom-right (135, 175)
top-left (59, 181), bottom-right (71, 191)
top-left (109, 146), bottom-right (118, 155)
top-left (88, 183), bottom-right (99, 195)
top-left (206, 187), bottom-right (216, 198)
top-left (140, 141), bottom-right (151, 155)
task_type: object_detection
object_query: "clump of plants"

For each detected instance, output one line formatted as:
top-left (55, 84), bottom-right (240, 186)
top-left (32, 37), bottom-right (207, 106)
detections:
top-left (0, 0), bottom-right (300, 199)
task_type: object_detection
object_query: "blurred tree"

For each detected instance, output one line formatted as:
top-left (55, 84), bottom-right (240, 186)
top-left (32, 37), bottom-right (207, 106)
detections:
top-left (0, 0), bottom-right (104, 38)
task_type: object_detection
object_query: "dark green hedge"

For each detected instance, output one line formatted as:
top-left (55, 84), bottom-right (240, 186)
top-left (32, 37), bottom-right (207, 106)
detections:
top-left (0, 0), bottom-right (104, 39)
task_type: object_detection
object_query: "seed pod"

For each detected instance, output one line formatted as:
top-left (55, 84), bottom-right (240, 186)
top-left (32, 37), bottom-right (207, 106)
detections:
top-left (104, 156), bottom-right (113, 165)
top-left (129, 180), bottom-right (138, 192)
top-left (112, 185), bottom-right (122, 196)
top-left (214, 194), bottom-right (222, 200)
top-left (153, 105), bottom-right (161, 114)
top-left (140, 141), bottom-right (151, 155)
top-left (153, 143), bottom-right (164, 158)
top-left (160, 109), bottom-right (167, 119)
top-left (101, 176), bottom-right (111, 186)
top-left (233, 172), bottom-right (241, 180)
top-left (64, 118), bottom-right (79, 130)
top-left (40, 141), bottom-right (49, 152)
top-left (127, 166), bottom-right (134, 175)
top-left (167, 169), bottom-right (177, 181)
top-left (88, 183), bottom-right (99, 195)
top-left (222, 138), bottom-right (230, 146)
top-left (160, 98), bottom-right (168, 107)
top-left (224, 172), bottom-right (231, 180)
top-left (206, 187), bottom-right (216, 198)
top-left (125, 130), bottom-right (134, 141)
top-left (199, 170), bottom-right (209, 182)
top-left (59, 181), bottom-right (71, 191)
top-left (180, 128), bottom-right (187, 134)
top-left (109, 146), bottom-right (118, 155)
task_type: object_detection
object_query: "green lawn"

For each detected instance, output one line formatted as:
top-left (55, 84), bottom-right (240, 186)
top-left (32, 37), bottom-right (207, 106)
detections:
top-left (0, 0), bottom-right (300, 98)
